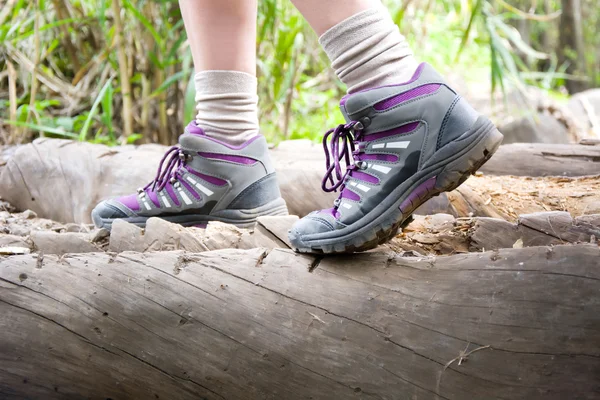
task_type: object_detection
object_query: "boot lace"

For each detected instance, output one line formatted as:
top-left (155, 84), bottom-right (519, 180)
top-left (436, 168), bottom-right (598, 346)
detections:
top-left (321, 120), bottom-right (366, 205)
top-left (140, 146), bottom-right (190, 195)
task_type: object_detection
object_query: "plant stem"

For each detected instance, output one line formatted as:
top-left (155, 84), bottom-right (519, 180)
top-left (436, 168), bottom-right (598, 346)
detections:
top-left (7, 60), bottom-right (19, 144)
top-left (111, 0), bottom-right (133, 138)
top-left (51, 0), bottom-right (81, 73)
top-left (26, 0), bottom-right (41, 137)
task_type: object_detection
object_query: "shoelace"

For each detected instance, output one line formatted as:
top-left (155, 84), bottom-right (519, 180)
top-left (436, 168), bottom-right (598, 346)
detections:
top-left (321, 120), bottom-right (365, 200)
top-left (139, 146), bottom-right (190, 195)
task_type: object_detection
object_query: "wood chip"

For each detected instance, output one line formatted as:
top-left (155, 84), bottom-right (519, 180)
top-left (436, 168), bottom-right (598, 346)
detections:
top-left (0, 246), bottom-right (30, 255)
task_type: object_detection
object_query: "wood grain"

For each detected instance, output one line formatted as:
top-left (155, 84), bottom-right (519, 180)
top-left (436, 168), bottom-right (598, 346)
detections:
top-left (1, 245), bottom-right (598, 399)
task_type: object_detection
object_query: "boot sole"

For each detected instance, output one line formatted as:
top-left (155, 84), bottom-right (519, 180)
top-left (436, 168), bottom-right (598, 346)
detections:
top-left (289, 117), bottom-right (504, 254)
top-left (92, 197), bottom-right (289, 231)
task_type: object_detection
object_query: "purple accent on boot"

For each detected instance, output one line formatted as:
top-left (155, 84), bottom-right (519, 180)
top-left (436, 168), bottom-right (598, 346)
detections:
top-left (374, 84), bottom-right (441, 111)
top-left (185, 121), bottom-right (262, 150)
top-left (192, 223), bottom-right (208, 229)
top-left (186, 122), bottom-right (206, 135)
top-left (164, 183), bottom-right (181, 206)
top-left (352, 171), bottom-right (380, 184)
top-left (340, 63), bottom-right (428, 106)
top-left (399, 177), bottom-right (437, 213)
top-left (179, 179), bottom-right (201, 200)
top-left (340, 187), bottom-right (360, 201)
top-left (185, 166), bottom-right (228, 186)
top-left (146, 190), bottom-right (161, 208)
top-left (363, 122), bottom-right (420, 142)
top-left (117, 194), bottom-right (140, 211)
top-left (320, 208), bottom-right (340, 219)
top-left (359, 154), bottom-right (399, 162)
top-left (198, 152), bottom-right (257, 165)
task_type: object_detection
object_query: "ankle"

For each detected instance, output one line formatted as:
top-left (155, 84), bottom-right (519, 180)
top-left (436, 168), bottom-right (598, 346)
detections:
top-left (319, 7), bottom-right (419, 93)
top-left (194, 70), bottom-right (259, 145)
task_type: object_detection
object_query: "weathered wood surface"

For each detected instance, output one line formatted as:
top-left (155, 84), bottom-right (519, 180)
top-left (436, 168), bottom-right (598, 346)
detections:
top-left (1, 245), bottom-right (599, 399)
top-left (2, 138), bottom-right (600, 224)
top-left (391, 211), bottom-right (600, 255)
top-left (479, 142), bottom-right (600, 177)
top-left (414, 174), bottom-right (600, 221)
top-left (5, 207), bottom-right (599, 257)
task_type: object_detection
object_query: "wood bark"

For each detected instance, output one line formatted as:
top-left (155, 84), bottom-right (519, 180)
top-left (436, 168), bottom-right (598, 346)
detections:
top-left (479, 142), bottom-right (600, 177)
top-left (1, 245), bottom-right (599, 399)
top-left (390, 211), bottom-right (600, 255)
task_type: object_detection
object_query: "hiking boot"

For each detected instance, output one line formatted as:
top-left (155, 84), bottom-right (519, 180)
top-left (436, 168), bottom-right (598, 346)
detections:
top-left (91, 122), bottom-right (288, 230)
top-left (288, 63), bottom-right (503, 254)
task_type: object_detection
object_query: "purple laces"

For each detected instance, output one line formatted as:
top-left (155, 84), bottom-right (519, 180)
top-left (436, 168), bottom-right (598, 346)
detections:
top-left (143, 146), bottom-right (189, 193)
top-left (321, 120), bottom-right (364, 195)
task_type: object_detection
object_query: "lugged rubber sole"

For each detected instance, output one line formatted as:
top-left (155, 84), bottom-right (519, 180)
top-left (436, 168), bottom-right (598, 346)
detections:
top-left (92, 197), bottom-right (288, 231)
top-left (290, 119), bottom-right (504, 254)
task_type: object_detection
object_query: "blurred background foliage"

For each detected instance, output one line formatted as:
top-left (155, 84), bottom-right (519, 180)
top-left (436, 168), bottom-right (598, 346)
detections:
top-left (1, 0), bottom-right (599, 145)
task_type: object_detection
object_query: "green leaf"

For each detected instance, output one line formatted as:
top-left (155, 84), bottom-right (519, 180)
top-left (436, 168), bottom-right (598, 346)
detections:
top-left (456, 0), bottom-right (484, 63)
top-left (122, 0), bottom-right (163, 47)
top-left (126, 133), bottom-right (143, 144)
top-left (79, 77), bottom-right (113, 142)
top-left (101, 82), bottom-right (114, 139)
top-left (150, 70), bottom-right (189, 97)
top-left (11, 17), bottom-right (85, 42)
top-left (4, 120), bottom-right (78, 139)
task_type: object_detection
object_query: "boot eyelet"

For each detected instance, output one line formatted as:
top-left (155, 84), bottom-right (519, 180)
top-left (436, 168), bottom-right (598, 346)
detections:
top-left (356, 161), bottom-right (368, 170)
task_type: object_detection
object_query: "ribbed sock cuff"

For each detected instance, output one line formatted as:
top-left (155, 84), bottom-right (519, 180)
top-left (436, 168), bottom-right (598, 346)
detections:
top-left (319, 7), bottom-right (417, 93)
top-left (194, 70), bottom-right (259, 144)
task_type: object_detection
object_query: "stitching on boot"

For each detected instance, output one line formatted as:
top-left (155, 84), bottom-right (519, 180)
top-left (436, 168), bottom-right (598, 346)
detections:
top-left (437, 96), bottom-right (461, 150)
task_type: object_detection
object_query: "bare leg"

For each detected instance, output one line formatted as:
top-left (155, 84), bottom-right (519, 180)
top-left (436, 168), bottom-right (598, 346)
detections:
top-left (179, 0), bottom-right (259, 144)
top-left (290, 0), bottom-right (381, 36)
top-left (179, 0), bottom-right (257, 74)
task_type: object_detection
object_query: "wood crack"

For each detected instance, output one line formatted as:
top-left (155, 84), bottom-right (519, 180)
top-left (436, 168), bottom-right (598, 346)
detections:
top-left (0, 298), bottom-right (120, 357)
top-left (110, 346), bottom-right (227, 400)
top-left (118, 254), bottom-right (225, 302)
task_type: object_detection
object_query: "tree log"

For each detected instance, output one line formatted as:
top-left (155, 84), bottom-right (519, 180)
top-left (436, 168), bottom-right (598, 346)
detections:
top-left (479, 142), bottom-right (600, 177)
top-left (1, 245), bottom-right (599, 399)
top-left (1, 139), bottom-right (600, 223)
top-left (389, 211), bottom-right (600, 255)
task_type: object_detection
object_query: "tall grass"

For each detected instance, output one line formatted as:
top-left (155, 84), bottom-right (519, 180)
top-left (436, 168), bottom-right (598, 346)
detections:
top-left (0, 0), bottom-right (595, 146)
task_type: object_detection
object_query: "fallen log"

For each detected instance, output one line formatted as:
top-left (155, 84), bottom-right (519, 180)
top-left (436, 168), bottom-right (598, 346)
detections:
top-left (1, 245), bottom-right (598, 399)
top-left (390, 211), bottom-right (600, 255)
top-left (1, 139), bottom-right (600, 223)
top-left (479, 142), bottom-right (600, 177)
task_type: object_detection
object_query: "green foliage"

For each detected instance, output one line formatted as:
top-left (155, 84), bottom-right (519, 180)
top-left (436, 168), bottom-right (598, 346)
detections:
top-left (1, 0), bottom-right (598, 146)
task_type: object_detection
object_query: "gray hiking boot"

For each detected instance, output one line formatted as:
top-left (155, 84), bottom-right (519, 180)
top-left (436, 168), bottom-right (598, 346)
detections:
top-left (92, 122), bottom-right (288, 230)
top-left (289, 63), bottom-right (503, 254)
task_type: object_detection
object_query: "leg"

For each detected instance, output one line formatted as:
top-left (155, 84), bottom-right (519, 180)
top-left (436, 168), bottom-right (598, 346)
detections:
top-left (291, 0), bottom-right (381, 36)
top-left (288, 0), bottom-right (504, 253)
top-left (91, 1), bottom-right (288, 230)
top-left (180, 0), bottom-right (256, 74)
top-left (180, 0), bottom-right (259, 145)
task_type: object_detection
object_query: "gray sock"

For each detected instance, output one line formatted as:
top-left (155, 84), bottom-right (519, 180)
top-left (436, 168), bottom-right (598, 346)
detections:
top-left (319, 6), bottom-right (419, 94)
top-left (194, 70), bottom-right (260, 144)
